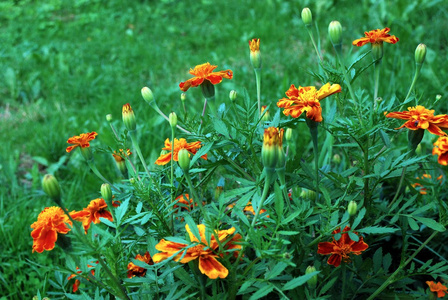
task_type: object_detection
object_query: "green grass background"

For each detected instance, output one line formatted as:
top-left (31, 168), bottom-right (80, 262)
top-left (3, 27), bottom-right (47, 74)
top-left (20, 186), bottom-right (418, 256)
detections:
top-left (1, 0), bottom-right (447, 298)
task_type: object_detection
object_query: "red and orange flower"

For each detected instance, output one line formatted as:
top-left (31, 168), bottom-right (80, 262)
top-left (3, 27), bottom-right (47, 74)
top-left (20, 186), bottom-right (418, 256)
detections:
top-left (112, 149), bottom-right (132, 163)
top-left (155, 138), bottom-right (207, 166)
top-left (427, 281), bottom-right (448, 298)
top-left (385, 106), bottom-right (448, 136)
top-left (412, 174), bottom-right (443, 195)
top-left (277, 83), bottom-right (341, 122)
top-left (179, 63), bottom-right (233, 92)
top-left (70, 198), bottom-right (113, 234)
top-left (31, 206), bottom-right (72, 253)
top-left (127, 251), bottom-right (153, 278)
top-left (352, 27), bottom-right (399, 47)
top-left (66, 132), bottom-right (98, 153)
top-left (317, 226), bottom-right (368, 267)
top-left (153, 224), bottom-right (241, 279)
top-left (433, 136), bottom-right (448, 166)
top-left (67, 262), bottom-right (97, 292)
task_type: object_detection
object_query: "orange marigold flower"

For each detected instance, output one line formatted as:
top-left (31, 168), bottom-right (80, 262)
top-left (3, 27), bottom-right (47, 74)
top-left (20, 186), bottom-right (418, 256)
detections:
top-left (155, 138), bottom-right (207, 166)
top-left (385, 106), bottom-right (448, 136)
top-left (112, 149), bottom-right (132, 163)
top-left (127, 251), bottom-right (153, 278)
top-left (66, 132), bottom-right (98, 153)
top-left (427, 281), bottom-right (448, 298)
top-left (277, 83), bottom-right (341, 122)
top-left (317, 226), bottom-right (368, 267)
top-left (67, 262), bottom-right (97, 292)
top-left (179, 62), bottom-right (233, 92)
top-left (412, 174), bottom-right (443, 195)
top-left (227, 202), bottom-right (269, 218)
top-left (433, 136), bottom-right (448, 166)
top-left (30, 207), bottom-right (72, 253)
top-left (249, 38), bottom-right (260, 52)
top-left (153, 224), bottom-right (240, 279)
top-left (70, 198), bottom-right (113, 234)
top-left (352, 27), bottom-right (399, 47)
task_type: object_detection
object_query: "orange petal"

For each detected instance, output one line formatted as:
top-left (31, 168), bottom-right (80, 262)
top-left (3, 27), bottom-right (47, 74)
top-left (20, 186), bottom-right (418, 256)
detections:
top-left (199, 255), bottom-right (229, 279)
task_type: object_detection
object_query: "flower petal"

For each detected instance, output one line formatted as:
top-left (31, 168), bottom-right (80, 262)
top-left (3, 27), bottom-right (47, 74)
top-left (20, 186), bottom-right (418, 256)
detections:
top-left (199, 255), bottom-right (229, 279)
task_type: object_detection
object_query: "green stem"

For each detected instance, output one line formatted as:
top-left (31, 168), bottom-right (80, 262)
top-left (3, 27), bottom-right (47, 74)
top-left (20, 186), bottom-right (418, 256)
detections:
top-left (184, 171), bottom-right (207, 220)
top-left (170, 127), bottom-right (175, 231)
top-left (146, 99), bottom-right (191, 134)
top-left (276, 167), bottom-right (290, 209)
top-left (306, 26), bottom-right (323, 63)
top-left (129, 131), bottom-right (152, 180)
top-left (373, 61), bottom-right (381, 101)
top-left (363, 138), bottom-right (370, 210)
top-left (87, 162), bottom-right (120, 193)
top-left (405, 67), bottom-right (421, 105)
top-left (307, 119), bottom-right (320, 200)
top-left (367, 231), bottom-right (438, 300)
top-left (254, 68), bottom-right (262, 117)
top-left (250, 169), bottom-right (272, 228)
top-left (341, 264), bottom-right (347, 300)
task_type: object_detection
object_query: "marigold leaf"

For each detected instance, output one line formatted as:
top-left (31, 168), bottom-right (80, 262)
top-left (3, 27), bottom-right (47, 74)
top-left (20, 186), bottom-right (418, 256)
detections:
top-left (282, 271), bottom-right (320, 291)
top-left (408, 217), bottom-right (420, 231)
top-left (357, 226), bottom-right (398, 234)
top-left (383, 253), bottom-right (392, 272)
top-left (373, 247), bottom-right (383, 273)
top-left (351, 207), bottom-right (366, 230)
top-left (248, 283), bottom-right (274, 300)
top-left (319, 276), bottom-right (338, 295)
top-left (413, 216), bottom-right (446, 232)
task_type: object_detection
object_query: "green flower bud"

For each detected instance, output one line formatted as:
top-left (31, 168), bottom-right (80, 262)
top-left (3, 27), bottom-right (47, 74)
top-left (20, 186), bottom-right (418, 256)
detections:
top-left (262, 127), bottom-right (281, 170)
top-left (169, 112), bottom-right (177, 129)
top-left (301, 188), bottom-right (316, 201)
top-left (332, 154), bottom-right (341, 164)
top-left (249, 38), bottom-right (262, 70)
top-left (301, 8), bottom-right (312, 26)
top-left (229, 90), bottom-right (237, 102)
top-left (214, 186), bottom-right (223, 200)
top-left (141, 87), bottom-right (154, 104)
top-left (285, 128), bottom-right (293, 143)
top-left (305, 265), bottom-right (318, 288)
top-left (101, 183), bottom-right (112, 202)
top-left (415, 43), bottom-right (427, 65)
top-left (371, 43), bottom-right (383, 61)
top-left (178, 148), bottom-right (190, 172)
top-left (122, 103), bottom-right (137, 131)
top-left (42, 174), bottom-right (61, 201)
top-left (347, 200), bottom-right (357, 216)
top-left (181, 93), bottom-right (186, 102)
top-left (129, 178), bottom-right (136, 184)
top-left (276, 148), bottom-right (286, 169)
top-left (200, 80), bottom-right (215, 100)
top-left (328, 21), bottom-right (342, 46)
top-left (106, 114), bottom-right (113, 122)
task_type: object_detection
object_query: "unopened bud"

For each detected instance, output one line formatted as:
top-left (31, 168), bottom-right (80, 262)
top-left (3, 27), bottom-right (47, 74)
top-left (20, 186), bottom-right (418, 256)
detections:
top-left (301, 188), bottom-right (316, 201)
top-left (129, 178), bottom-right (136, 184)
top-left (141, 87), bottom-right (154, 104)
top-left (249, 38), bottom-right (262, 69)
top-left (169, 112), bottom-right (177, 128)
top-left (415, 43), bottom-right (427, 65)
top-left (305, 266), bottom-right (318, 288)
top-left (301, 8), bottom-right (312, 26)
top-left (262, 127), bottom-right (281, 170)
top-left (261, 105), bottom-right (270, 122)
top-left (332, 154), bottom-right (341, 164)
top-left (178, 149), bottom-right (190, 172)
top-left (347, 201), bottom-right (357, 216)
top-left (283, 252), bottom-right (291, 259)
top-left (214, 186), bottom-right (223, 200)
top-left (42, 174), bottom-right (61, 202)
top-left (122, 103), bottom-right (136, 131)
top-left (181, 93), bottom-right (186, 102)
top-left (328, 21), bottom-right (342, 46)
top-left (372, 43), bottom-right (383, 61)
top-left (276, 148), bottom-right (286, 169)
top-left (106, 114), bottom-right (113, 122)
top-left (229, 90), bottom-right (237, 102)
top-left (101, 183), bottom-right (112, 202)
top-left (285, 128), bottom-right (293, 143)
top-left (436, 95), bottom-right (442, 101)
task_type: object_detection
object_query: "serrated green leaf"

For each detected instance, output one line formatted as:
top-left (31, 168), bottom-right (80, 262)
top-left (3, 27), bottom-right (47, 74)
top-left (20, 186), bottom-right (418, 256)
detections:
top-left (414, 216), bottom-right (446, 232)
top-left (373, 248), bottom-right (383, 273)
top-left (249, 283), bottom-right (274, 300)
top-left (348, 231), bottom-right (359, 242)
top-left (357, 226), bottom-right (398, 234)
top-left (319, 276), bottom-right (338, 295)
top-left (408, 217), bottom-right (419, 231)
top-left (351, 207), bottom-right (366, 230)
top-left (383, 253), bottom-right (392, 272)
top-left (282, 271), bottom-right (320, 291)
top-left (265, 262), bottom-right (288, 280)
top-left (190, 142), bottom-right (213, 166)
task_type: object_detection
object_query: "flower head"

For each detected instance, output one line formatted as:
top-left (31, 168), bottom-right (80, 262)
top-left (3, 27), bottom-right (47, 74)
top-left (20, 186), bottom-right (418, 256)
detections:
top-left (227, 202), bottom-right (269, 218)
top-left (352, 27), bottom-right (399, 47)
top-left (70, 198), bottom-right (113, 234)
top-left (112, 149), bottom-right (132, 163)
top-left (155, 138), bottom-right (207, 166)
top-left (31, 207), bottom-right (72, 253)
top-left (179, 62), bottom-right (233, 92)
top-left (427, 281), bottom-right (448, 298)
top-left (412, 174), bottom-right (443, 194)
top-left (249, 39), bottom-right (261, 69)
top-left (433, 136), bottom-right (448, 166)
top-left (153, 224), bottom-right (241, 279)
top-left (127, 251), bottom-right (153, 278)
top-left (277, 83), bottom-right (341, 122)
top-left (317, 226), bottom-right (368, 267)
top-left (67, 262), bottom-right (97, 292)
top-left (66, 132), bottom-right (98, 153)
top-left (122, 103), bottom-right (137, 131)
top-left (262, 127), bottom-right (283, 169)
top-left (385, 105), bottom-right (448, 136)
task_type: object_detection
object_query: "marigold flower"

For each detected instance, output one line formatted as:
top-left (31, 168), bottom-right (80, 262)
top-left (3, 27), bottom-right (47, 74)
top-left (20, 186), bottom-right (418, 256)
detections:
top-left (249, 39), bottom-right (261, 69)
top-left (427, 281), bottom-right (448, 298)
top-left (112, 149), bottom-right (132, 163)
top-left (226, 202), bottom-right (269, 218)
top-left (66, 132), bottom-right (98, 153)
top-left (262, 127), bottom-right (283, 169)
top-left (155, 138), bottom-right (207, 166)
top-left (352, 27), bottom-right (399, 47)
top-left (174, 194), bottom-right (195, 212)
top-left (30, 207), bottom-right (72, 253)
top-left (127, 251), bottom-right (153, 278)
top-left (277, 83), bottom-right (341, 122)
top-left (70, 198), bottom-right (113, 234)
top-left (385, 106), bottom-right (448, 136)
top-left (433, 136), bottom-right (448, 166)
top-left (67, 262), bottom-right (97, 292)
top-left (153, 224), bottom-right (241, 279)
top-left (411, 174), bottom-right (443, 195)
top-left (122, 103), bottom-right (137, 131)
top-left (317, 226), bottom-right (368, 267)
top-left (179, 62), bottom-right (233, 92)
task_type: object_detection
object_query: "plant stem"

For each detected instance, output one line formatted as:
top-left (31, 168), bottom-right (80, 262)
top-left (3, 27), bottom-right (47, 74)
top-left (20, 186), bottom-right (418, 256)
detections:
top-left (373, 61), bottom-right (381, 101)
top-left (307, 119), bottom-right (320, 200)
top-left (306, 26), bottom-right (323, 63)
top-left (129, 131), bottom-right (152, 180)
top-left (87, 161), bottom-right (120, 193)
top-left (170, 126), bottom-right (175, 231)
top-left (250, 170), bottom-right (272, 228)
top-left (367, 231), bottom-right (438, 300)
top-left (254, 68), bottom-right (262, 117)
top-left (405, 67), bottom-right (421, 106)
top-left (146, 99), bottom-right (191, 134)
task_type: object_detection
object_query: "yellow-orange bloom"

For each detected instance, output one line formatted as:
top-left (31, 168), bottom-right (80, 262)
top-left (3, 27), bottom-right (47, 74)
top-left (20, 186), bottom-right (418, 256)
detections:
top-left (155, 138), bottom-right (207, 166)
top-left (433, 136), bottom-right (448, 166)
top-left (67, 262), bottom-right (97, 292)
top-left (66, 132), bottom-right (98, 153)
top-left (30, 207), bottom-right (72, 253)
top-left (427, 281), bottom-right (448, 298)
top-left (153, 224), bottom-right (241, 279)
top-left (385, 106), bottom-right (448, 136)
top-left (127, 251), bottom-right (153, 278)
top-left (227, 202), bottom-right (269, 218)
top-left (412, 174), bottom-right (443, 195)
top-left (249, 38), bottom-right (260, 52)
top-left (352, 27), bottom-right (399, 47)
top-left (70, 198), bottom-right (113, 234)
top-left (277, 83), bottom-right (341, 122)
top-left (112, 149), bottom-right (132, 163)
top-left (179, 62), bottom-right (233, 92)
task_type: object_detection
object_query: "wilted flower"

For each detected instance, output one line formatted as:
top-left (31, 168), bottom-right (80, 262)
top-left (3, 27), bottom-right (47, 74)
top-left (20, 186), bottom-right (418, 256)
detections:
top-left (155, 138), bottom-right (207, 166)
top-left (127, 251), bottom-right (153, 278)
top-left (66, 132), bottom-right (98, 153)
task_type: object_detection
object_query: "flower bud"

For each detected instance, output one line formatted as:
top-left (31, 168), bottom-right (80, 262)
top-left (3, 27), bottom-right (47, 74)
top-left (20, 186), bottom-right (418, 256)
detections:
top-left (347, 201), bottom-right (357, 216)
top-left (283, 252), bottom-right (291, 259)
top-left (106, 114), bottom-right (113, 122)
top-left (101, 183), bottom-right (112, 203)
top-left (249, 38), bottom-right (262, 69)
top-left (332, 154), bottom-right (341, 164)
top-left (169, 112), bottom-right (177, 129)
top-left (415, 43), bottom-right (427, 65)
top-left (305, 265), bottom-right (318, 288)
top-left (300, 188), bottom-right (316, 201)
top-left (328, 21), bottom-right (342, 46)
top-left (301, 8), bottom-right (312, 26)
top-left (178, 148), bottom-right (190, 172)
top-left (285, 128), bottom-right (293, 143)
top-left (129, 178), bottom-right (136, 184)
top-left (42, 174), bottom-right (61, 202)
top-left (181, 93), bottom-right (186, 102)
top-left (371, 43), bottom-right (383, 61)
top-left (214, 186), bottom-right (223, 200)
top-left (200, 80), bottom-right (215, 99)
top-left (262, 127), bottom-right (281, 170)
top-left (122, 103), bottom-right (137, 131)
top-left (261, 105), bottom-right (270, 122)
top-left (276, 148), bottom-right (286, 169)
top-left (436, 95), bottom-right (442, 101)
top-left (141, 87), bottom-right (154, 104)
top-left (229, 90), bottom-right (237, 102)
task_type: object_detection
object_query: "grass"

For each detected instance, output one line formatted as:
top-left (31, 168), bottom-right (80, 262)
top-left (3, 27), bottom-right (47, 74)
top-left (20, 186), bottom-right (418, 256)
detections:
top-left (1, 0), bottom-right (448, 298)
